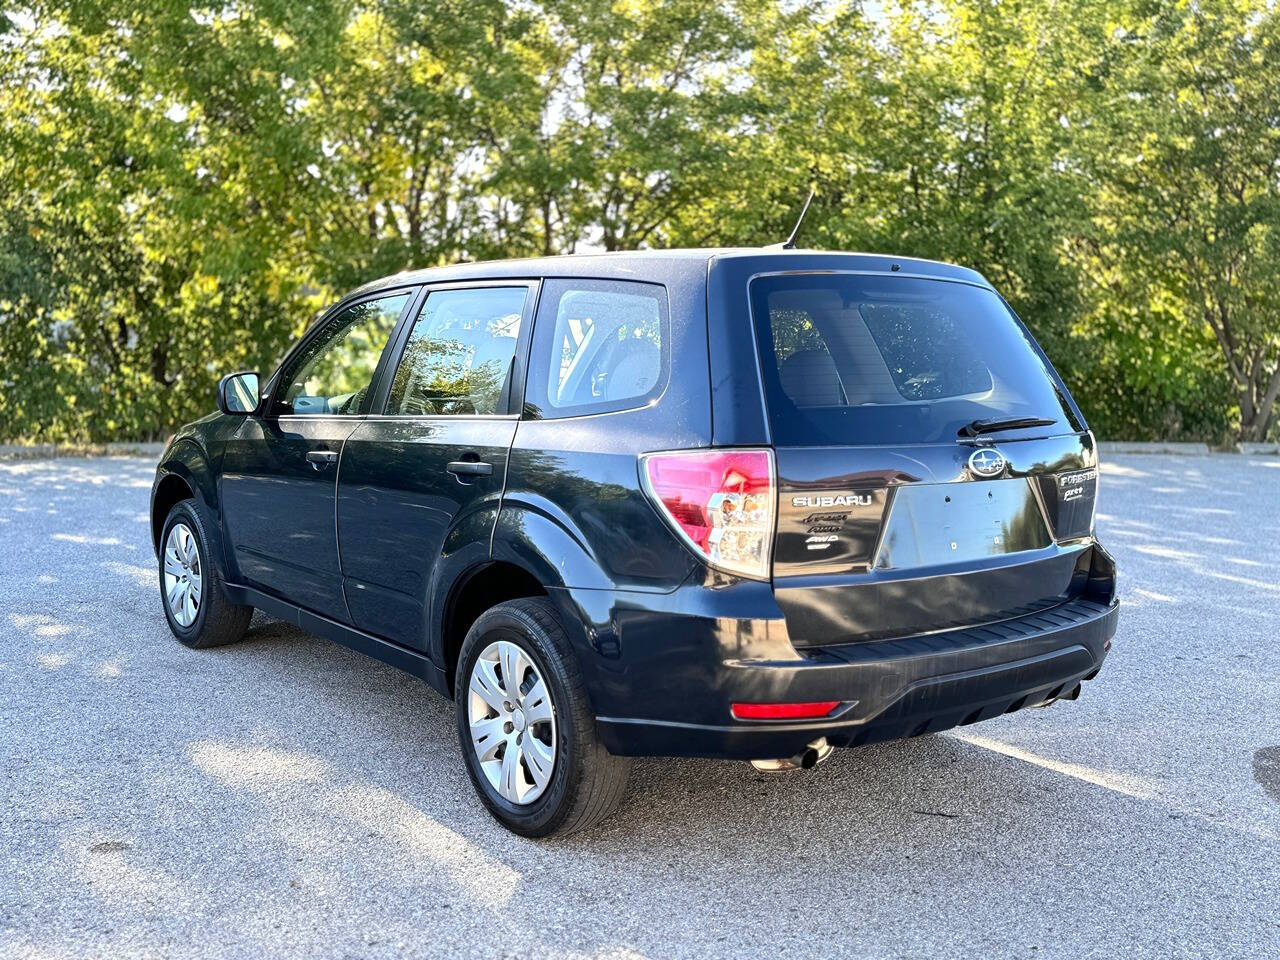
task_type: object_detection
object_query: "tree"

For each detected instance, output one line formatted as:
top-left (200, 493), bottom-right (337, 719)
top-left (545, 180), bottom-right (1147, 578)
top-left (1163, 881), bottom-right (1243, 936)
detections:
top-left (2, 0), bottom-right (1277, 444)
top-left (1087, 0), bottom-right (1280, 440)
top-left (0, 3), bottom-right (322, 441)
top-left (531, 0), bottom-right (760, 252)
top-left (719, 1), bottom-right (1104, 362)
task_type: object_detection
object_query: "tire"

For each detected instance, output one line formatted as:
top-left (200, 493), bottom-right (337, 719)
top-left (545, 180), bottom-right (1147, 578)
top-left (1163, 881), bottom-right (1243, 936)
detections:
top-left (158, 500), bottom-right (252, 649)
top-left (454, 597), bottom-right (630, 837)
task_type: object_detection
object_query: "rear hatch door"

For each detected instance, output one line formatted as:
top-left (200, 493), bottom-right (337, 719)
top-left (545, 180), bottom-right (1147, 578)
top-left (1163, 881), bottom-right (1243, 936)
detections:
top-left (749, 270), bottom-right (1098, 645)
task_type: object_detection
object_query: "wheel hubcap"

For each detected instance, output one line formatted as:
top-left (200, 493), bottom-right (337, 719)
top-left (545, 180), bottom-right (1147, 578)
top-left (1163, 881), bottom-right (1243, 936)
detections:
top-left (467, 639), bottom-right (556, 805)
top-left (162, 522), bottom-right (202, 628)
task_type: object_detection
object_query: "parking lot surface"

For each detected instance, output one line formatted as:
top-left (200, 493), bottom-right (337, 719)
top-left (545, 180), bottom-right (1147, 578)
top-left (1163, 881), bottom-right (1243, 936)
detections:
top-left (1, 453), bottom-right (1278, 959)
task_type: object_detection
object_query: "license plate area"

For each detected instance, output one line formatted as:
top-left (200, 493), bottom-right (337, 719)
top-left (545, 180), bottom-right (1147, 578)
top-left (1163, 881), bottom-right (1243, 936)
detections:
top-left (874, 478), bottom-right (1052, 570)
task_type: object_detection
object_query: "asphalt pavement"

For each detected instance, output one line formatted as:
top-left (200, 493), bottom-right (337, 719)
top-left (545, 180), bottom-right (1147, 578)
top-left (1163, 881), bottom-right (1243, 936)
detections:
top-left (1, 454), bottom-right (1278, 959)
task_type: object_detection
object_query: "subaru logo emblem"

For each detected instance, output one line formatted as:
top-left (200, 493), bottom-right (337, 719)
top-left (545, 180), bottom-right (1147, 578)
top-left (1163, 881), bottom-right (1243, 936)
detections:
top-left (968, 448), bottom-right (1007, 478)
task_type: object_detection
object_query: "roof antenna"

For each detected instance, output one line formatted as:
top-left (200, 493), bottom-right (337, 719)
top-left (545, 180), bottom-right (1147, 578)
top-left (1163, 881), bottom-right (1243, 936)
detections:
top-left (780, 187), bottom-right (816, 250)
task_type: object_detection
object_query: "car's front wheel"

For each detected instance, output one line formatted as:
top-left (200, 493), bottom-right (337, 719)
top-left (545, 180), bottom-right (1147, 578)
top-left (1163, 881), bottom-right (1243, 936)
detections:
top-left (454, 598), bottom-right (630, 837)
top-left (159, 501), bottom-right (252, 648)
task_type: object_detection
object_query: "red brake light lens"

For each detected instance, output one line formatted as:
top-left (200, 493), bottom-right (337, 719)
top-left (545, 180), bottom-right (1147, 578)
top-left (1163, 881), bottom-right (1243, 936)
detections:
top-left (640, 449), bottom-right (776, 580)
top-left (731, 701), bottom-right (840, 720)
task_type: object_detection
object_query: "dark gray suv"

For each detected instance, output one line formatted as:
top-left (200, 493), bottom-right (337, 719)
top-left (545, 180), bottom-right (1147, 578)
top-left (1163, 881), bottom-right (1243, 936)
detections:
top-left (151, 249), bottom-right (1118, 836)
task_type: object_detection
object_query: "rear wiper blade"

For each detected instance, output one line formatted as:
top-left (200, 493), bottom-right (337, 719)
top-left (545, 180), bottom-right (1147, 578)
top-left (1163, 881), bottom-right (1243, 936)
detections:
top-left (958, 416), bottom-right (1057, 438)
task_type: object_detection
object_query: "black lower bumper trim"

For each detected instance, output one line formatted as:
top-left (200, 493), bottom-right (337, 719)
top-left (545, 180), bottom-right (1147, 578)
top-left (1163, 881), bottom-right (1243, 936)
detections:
top-left (597, 600), bottom-right (1117, 759)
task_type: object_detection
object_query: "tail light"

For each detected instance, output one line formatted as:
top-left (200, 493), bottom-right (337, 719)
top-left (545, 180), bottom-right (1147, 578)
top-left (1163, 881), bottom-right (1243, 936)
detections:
top-left (639, 448), bottom-right (776, 580)
top-left (1088, 431), bottom-right (1100, 534)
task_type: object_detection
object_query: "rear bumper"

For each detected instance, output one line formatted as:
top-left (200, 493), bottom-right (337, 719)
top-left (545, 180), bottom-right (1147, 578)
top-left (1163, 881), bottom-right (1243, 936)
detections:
top-left (588, 595), bottom-right (1117, 760)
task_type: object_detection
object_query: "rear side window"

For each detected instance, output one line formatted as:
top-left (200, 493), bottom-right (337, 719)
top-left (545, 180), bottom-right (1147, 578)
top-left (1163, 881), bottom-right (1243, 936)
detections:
top-left (751, 274), bottom-right (1080, 445)
top-left (526, 279), bottom-right (669, 418)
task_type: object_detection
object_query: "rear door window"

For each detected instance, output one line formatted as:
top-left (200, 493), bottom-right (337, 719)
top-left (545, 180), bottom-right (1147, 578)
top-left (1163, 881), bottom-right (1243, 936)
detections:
top-left (526, 279), bottom-right (669, 418)
top-left (384, 286), bottom-right (529, 416)
top-left (751, 274), bottom-right (1080, 445)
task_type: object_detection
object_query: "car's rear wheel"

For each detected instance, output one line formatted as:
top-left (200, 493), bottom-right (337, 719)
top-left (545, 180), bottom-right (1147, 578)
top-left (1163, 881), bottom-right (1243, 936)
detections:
top-left (454, 598), bottom-right (630, 837)
top-left (159, 501), bottom-right (252, 648)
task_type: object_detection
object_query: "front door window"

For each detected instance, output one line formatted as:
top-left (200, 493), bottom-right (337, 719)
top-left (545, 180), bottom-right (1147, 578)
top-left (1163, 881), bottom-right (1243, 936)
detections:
top-left (277, 293), bottom-right (410, 416)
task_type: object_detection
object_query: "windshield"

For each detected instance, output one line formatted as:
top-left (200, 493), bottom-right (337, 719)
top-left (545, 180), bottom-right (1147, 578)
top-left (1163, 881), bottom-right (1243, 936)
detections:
top-left (749, 274), bottom-right (1081, 446)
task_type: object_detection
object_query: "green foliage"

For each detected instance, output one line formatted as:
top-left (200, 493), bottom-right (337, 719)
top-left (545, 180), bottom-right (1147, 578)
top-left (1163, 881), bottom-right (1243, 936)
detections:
top-left (1, 0), bottom-right (1277, 442)
top-left (1079, 0), bottom-right (1280, 441)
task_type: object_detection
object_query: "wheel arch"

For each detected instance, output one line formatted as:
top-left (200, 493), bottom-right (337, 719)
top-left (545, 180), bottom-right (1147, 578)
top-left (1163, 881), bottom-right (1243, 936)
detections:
top-left (489, 495), bottom-right (616, 592)
top-left (438, 560), bottom-right (549, 695)
top-left (151, 439), bottom-right (227, 577)
top-left (151, 472), bottom-right (196, 553)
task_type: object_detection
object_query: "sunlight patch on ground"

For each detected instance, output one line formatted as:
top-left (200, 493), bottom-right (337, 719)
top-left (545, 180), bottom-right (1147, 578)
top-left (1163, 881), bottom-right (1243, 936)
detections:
top-left (1134, 544), bottom-right (1202, 561)
top-left (1157, 505), bottom-right (1237, 516)
top-left (954, 733), bottom-right (1153, 798)
top-left (1099, 463), bottom-right (1148, 478)
top-left (52, 532), bottom-right (121, 546)
top-left (1095, 514), bottom-right (1159, 529)
top-left (36, 652), bottom-right (72, 670)
top-left (1131, 588), bottom-right (1177, 603)
top-left (12, 613), bottom-right (77, 640)
top-left (190, 742), bottom-right (329, 788)
top-left (333, 785), bottom-right (522, 909)
top-left (104, 561), bottom-right (155, 588)
top-left (1203, 570), bottom-right (1280, 593)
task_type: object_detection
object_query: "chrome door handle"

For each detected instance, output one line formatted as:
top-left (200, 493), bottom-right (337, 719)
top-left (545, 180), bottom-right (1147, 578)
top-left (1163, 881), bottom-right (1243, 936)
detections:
top-left (446, 460), bottom-right (493, 477)
top-left (306, 449), bottom-right (338, 469)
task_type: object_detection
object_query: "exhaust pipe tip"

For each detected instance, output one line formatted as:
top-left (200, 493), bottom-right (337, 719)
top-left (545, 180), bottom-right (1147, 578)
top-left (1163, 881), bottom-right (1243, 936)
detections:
top-left (749, 737), bottom-right (833, 773)
top-left (1032, 681), bottom-right (1085, 709)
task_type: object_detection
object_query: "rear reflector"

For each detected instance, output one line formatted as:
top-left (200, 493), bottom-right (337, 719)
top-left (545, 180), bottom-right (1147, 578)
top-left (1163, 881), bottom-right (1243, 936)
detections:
top-left (731, 701), bottom-right (840, 720)
top-left (640, 448), bottom-right (776, 580)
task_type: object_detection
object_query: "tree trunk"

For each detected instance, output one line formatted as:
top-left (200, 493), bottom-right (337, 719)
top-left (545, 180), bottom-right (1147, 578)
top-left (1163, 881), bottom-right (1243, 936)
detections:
top-left (1242, 362), bottom-right (1280, 442)
top-left (150, 342), bottom-right (170, 389)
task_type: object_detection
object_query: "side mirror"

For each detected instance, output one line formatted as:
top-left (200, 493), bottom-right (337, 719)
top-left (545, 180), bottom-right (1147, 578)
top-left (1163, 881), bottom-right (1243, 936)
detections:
top-left (217, 371), bottom-right (260, 415)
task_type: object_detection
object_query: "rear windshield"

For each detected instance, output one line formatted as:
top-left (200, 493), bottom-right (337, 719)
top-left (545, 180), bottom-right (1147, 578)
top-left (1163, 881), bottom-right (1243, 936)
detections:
top-left (749, 274), bottom-right (1081, 446)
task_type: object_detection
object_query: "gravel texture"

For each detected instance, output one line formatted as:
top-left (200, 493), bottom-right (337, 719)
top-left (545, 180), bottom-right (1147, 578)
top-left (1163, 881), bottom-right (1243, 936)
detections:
top-left (1, 454), bottom-right (1278, 960)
